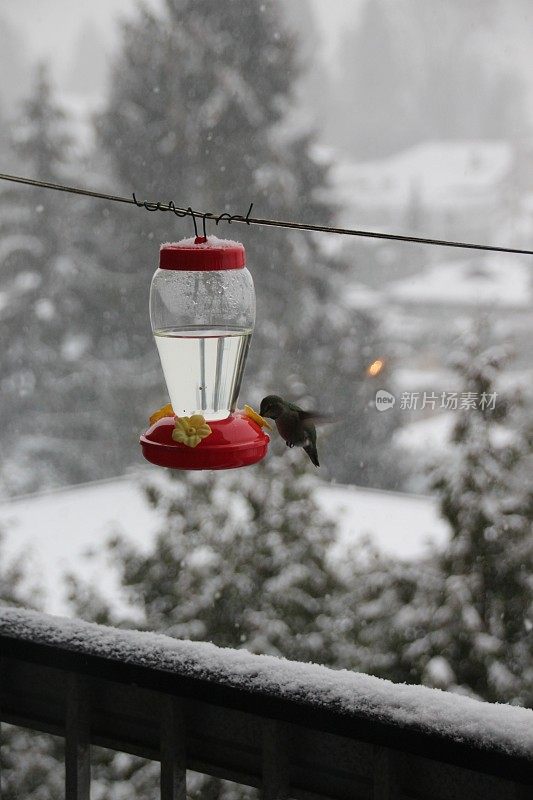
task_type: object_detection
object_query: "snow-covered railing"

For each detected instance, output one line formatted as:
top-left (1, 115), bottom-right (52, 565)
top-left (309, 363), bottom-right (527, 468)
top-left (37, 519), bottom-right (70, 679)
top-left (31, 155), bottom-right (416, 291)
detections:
top-left (0, 607), bottom-right (531, 800)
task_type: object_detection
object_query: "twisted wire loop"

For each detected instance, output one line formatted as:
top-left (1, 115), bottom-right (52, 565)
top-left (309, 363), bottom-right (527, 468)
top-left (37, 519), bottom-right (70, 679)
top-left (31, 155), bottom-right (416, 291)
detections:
top-left (1, 171), bottom-right (533, 256)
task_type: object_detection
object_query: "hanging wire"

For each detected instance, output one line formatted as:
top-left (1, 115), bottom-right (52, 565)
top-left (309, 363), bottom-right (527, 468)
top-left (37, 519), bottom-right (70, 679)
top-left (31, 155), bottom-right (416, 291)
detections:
top-left (1, 171), bottom-right (533, 256)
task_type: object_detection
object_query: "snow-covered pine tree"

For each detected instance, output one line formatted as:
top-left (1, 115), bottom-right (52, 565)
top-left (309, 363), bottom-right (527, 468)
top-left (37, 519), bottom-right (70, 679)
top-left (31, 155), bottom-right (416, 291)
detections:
top-left (426, 328), bottom-right (533, 704)
top-left (0, 63), bottom-right (129, 493)
top-left (337, 326), bottom-right (533, 705)
top-left (0, 63), bottom-right (68, 492)
top-left (109, 452), bottom-right (342, 661)
top-left (0, 64), bottom-right (106, 493)
top-left (84, 0), bottom-right (397, 487)
top-left (326, 532), bottom-right (443, 684)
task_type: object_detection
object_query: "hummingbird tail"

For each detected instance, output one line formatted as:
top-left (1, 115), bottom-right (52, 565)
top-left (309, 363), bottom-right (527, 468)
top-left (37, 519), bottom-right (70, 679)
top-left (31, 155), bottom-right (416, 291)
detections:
top-left (304, 443), bottom-right (320, 468)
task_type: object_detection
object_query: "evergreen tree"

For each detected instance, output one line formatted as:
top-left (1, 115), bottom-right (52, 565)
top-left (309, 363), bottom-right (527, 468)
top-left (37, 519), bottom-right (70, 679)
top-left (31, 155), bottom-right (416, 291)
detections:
top-left (84, 0), bottom-right (397, 487)
top-left (427, 329), bottom-right (533, 704)
top-left (0, 63), bottom-right (73, 492)
top-left (64, 451), bottom-right (346, 799)
top-left (339, 327), bottom-right (533, 705)
top-left (0, 65), bottom-right (129, 494)
top-left (328, 536), bottom-right (442, 683)
top-left (109, 452), bottom-right (342, 660)
top-left (0, 67), bottom-right (81, 491)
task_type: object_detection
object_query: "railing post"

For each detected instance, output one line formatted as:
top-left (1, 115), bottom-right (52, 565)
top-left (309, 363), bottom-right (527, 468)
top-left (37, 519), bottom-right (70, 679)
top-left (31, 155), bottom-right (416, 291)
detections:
top-left (65, 674), bottom-right (91, 800)
top-left (261, 720), bottom-right (289, 800)
top-left (160, 696), bottom-right (187, 800)
top-left (372, 745), bottom-right (399, 800)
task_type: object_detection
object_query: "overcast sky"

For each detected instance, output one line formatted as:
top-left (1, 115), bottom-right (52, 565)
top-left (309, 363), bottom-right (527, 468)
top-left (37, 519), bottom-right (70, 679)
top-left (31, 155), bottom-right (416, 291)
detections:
top-left (2, 0), bottom-right (363, 79)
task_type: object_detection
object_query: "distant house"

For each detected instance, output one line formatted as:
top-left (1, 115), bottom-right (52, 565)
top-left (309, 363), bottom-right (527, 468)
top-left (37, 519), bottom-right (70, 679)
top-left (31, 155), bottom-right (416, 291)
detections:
top-left (330, 140), bottom-right (515, 242)
top-left (385, 253), bottom-right (533, 374)
top-left (387, 255), bottom-right (531, 310)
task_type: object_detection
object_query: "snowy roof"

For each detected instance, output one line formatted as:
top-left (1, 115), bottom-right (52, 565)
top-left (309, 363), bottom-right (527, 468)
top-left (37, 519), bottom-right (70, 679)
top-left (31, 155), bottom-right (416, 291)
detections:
top-left (387, 256), bottom-right (532, 308)
top-left (0, 476), bottom-right (449, 616)
top-left (331, 140), bottom-right (513, 208)
top-left (394, 413), bottom-right (518, 457)
top-left (319, 484), bottom-right (447, 563)
top-left (1, 605), bottom-right (532, 764)
top-left (393, 413), bottom-right (456, 455)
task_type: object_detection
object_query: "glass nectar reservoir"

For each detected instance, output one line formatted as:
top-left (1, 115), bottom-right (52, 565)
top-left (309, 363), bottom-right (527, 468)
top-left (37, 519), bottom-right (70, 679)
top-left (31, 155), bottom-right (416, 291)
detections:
top-left (150, 236), bottom-right (255, 420)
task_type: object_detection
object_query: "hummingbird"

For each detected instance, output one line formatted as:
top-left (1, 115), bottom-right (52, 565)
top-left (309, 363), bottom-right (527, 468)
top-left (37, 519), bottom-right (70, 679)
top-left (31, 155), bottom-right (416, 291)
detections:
top-left (259, 395), bottom-right (322, 467)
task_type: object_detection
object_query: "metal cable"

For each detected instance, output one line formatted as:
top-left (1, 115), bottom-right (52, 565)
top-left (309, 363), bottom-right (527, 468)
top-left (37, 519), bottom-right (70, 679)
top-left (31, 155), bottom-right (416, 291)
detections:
top-left (1, 171), bottom-right (532, 256)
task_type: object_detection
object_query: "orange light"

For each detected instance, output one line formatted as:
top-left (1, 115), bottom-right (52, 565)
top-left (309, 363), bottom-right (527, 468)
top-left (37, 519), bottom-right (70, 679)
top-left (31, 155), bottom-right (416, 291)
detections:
top-left (366, 358), bottom-right (385, 377)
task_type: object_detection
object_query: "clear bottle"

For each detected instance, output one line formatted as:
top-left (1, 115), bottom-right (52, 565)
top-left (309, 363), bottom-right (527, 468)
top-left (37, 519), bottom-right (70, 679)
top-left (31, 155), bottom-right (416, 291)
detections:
top-left (150, 236), bottom-right (255, 421)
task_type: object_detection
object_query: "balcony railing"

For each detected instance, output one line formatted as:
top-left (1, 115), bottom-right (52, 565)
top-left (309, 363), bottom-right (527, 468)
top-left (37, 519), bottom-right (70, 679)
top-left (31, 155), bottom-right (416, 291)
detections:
top-left (0, 606), bottom-right (532, 799)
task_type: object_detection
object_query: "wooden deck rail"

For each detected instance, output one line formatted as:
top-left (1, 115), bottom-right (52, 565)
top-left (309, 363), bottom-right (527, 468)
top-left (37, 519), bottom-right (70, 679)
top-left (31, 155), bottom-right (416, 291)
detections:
top-left (0, 607), bottom-right (532, 799)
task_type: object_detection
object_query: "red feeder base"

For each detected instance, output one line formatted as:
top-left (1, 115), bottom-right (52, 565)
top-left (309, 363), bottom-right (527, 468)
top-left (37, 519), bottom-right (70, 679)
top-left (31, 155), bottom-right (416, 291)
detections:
top-left (140, 411), bottom-right (270, 470)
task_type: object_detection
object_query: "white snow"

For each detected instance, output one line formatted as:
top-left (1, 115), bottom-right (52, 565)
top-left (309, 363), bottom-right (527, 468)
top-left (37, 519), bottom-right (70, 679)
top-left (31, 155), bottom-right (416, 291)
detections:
top-left (0, 476), bottom-right (449, 616)
top-left (387, 256), bottom-right (531, 308)
top-left (318, 484), bottom-right (448, 563)
top-left (161, 235), bottom-right (245, 250)
top-left (0, 476), bottom-right (160, 617)
top-left (394, 367), bottom-right (455, 392)
top-left (343, 282), bottom-right (383, 311)
top-left (331, 140), bottom-right (513, 211)
top-left (423, 655), bottom-right (456, 688)
top-left (394, 413), bottom-right (518, 456)
top-left (55, 90), bottom-right (103, 156)
top-left (394, 414), bottom-right (456, 455)
top-left (1, 606), bottom-right (532, 760)
top-left (0, 234), bottom-right (44, 262)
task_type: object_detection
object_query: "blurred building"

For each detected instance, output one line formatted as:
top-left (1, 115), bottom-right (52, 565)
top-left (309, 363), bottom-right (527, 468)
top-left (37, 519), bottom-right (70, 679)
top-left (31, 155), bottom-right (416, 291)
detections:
top-left (383, 252), bottom-right (533, 482)
top-left (327, 138), bottom-right (533, 431)
top-left (386, 253), bottom-right (532, 369)
top-left (330, 140), bottom-right (515, 243)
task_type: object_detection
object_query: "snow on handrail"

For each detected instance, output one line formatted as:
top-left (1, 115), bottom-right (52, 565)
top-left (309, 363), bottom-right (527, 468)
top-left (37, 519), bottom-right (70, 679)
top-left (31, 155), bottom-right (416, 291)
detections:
top-left (1, 605), bottom-right (532, 768)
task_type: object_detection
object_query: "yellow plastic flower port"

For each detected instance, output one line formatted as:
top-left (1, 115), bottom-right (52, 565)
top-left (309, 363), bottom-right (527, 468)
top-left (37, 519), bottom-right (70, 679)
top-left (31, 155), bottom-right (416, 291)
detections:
top-left (172, 414), bottom-right (212, 448)
top-left (149, 403), bottom-right (174, 426)
top-left (244, 404), bottom-right (273, 430)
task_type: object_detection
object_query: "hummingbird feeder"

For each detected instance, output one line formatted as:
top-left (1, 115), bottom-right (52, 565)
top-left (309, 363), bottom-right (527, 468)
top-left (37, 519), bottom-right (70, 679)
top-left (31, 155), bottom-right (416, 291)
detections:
top-left (140, 235), bottom-right (270, 470)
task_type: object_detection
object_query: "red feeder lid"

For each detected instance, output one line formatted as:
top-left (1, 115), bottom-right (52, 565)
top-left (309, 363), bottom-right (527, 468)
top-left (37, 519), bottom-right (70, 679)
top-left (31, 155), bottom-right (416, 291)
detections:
top-left (140, 411), bottom-right (269, 470)
top-left (160, 235), bottom-right (245, 271)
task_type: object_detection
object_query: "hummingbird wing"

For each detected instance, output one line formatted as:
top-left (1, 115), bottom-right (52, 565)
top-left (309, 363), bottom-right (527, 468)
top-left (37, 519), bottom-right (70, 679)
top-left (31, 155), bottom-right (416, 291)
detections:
top-left (282, 400), bottom-right (338, 433)
top-left (298, 410), bottom-right (336, 425)
top-left (284, 399), bottom-right (333, 423)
